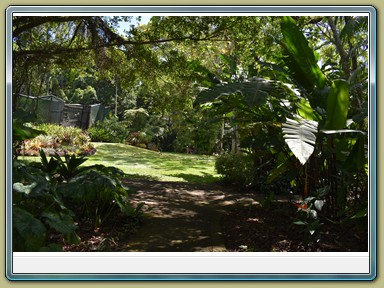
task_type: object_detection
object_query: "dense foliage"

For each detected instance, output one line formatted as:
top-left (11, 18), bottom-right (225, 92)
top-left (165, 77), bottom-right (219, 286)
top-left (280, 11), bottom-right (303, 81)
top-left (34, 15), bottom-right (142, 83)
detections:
top-left (12, 15), bottom-right (370, 247)
top-left (18, 123), bottom-right (95, 156)
top-left (13, 148), bottom-right (143, 251)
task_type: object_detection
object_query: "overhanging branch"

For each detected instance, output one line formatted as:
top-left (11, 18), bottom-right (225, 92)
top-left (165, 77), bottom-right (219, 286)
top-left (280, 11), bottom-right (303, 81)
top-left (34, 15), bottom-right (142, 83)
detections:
top-left (13, 35), bottom-right (225, 58)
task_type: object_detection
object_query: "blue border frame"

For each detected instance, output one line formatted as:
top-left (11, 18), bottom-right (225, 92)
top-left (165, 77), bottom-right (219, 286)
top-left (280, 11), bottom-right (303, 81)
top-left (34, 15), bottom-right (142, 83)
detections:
top-left (6, 5), bottom-right (377, 281)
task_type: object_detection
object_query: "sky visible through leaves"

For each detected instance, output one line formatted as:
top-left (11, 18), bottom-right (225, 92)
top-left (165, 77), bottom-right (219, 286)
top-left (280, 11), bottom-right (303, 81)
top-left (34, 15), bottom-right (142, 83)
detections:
top-left (117, 15), bottom-right (152, 35)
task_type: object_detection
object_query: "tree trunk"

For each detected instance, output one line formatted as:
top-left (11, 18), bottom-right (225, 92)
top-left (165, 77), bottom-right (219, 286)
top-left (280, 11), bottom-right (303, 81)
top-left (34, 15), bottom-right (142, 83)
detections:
top-left (327, 16), bottom-right (350, 78)
top-left (114, 79), bottom-right (118, 117)
top-left (46, 72), bottom-right (50, 95)
top-left (219, 119), bottom-right (224, 154)
top-left (231, 125), bottom-right (240, 154)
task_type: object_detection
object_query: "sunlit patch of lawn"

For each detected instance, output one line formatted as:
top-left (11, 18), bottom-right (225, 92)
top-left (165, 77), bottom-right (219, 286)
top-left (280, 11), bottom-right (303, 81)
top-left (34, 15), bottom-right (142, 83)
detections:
top-left (17, 143), bottom-right (220, 183)
top-left (82, 143), bottom-right (220, 183)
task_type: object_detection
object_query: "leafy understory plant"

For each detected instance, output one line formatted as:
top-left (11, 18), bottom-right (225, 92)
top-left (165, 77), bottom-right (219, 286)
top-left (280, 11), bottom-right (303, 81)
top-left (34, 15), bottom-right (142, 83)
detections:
top-left (13, 161), bottom-right (80, 251)
top-left (13, 149), bottom-right (141, 251)
top-left (292, 186), bottom-right (329, 242)
top-left (57, 165), bottom-right (132, 228)
top-left (41, 151), bottom-right (137, 228)
top-left (36, 149), bottom-right (88, 182)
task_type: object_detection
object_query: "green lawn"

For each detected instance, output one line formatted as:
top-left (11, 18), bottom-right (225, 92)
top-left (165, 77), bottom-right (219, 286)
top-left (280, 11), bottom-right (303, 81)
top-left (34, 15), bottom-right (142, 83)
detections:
top-left (18, 142), bottom-right (219, 183)
top-left (86, 143), bottom-right (220, 183)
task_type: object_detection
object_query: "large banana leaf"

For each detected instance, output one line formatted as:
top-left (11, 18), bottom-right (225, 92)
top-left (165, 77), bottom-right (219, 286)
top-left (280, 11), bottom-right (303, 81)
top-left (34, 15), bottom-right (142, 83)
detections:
top-left (282, 117), bottom-right (319, 165)
top-left (324, 79), bottom-right (350, 130)
top-left (195, 77), bottom-right (297, 109)
top-left (280, 16), bottom-right (326, 93)
top-left (343, 136), bottom-right (367, 171)
top-left (296, 98), bottom-right (322, 122)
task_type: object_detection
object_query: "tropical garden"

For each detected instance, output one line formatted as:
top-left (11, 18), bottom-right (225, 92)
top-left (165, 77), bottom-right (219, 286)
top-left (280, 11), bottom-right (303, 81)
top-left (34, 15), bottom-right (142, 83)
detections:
top-left (11, 15), bottom-right (369, 252)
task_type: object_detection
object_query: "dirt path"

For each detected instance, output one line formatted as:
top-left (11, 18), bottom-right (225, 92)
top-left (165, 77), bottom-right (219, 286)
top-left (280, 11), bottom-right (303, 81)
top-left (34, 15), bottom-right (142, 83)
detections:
top-left (121, 179), bottom-right (262, 252)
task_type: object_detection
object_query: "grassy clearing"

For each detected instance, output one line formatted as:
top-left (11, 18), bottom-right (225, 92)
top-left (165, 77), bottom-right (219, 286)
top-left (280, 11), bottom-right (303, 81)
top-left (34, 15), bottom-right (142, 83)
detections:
top-left (20, 142), bottom-right (220, 184)
top-left (87, 143), bottom-right (220, 183)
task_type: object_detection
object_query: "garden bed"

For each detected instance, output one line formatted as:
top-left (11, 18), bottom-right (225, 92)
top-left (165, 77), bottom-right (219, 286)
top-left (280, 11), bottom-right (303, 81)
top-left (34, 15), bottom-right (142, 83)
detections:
top-left (221, 201), bottom-right (368, 252)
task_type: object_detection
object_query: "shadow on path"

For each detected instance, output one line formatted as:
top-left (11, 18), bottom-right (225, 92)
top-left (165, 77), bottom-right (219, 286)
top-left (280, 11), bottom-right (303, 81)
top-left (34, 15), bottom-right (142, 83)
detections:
top-left (121, 179), bottom-right (261, 252)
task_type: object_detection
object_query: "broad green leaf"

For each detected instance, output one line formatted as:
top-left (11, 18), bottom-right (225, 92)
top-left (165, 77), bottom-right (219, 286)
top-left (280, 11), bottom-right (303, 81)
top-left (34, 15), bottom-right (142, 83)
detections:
top-left (293, 220), bottom-right (308, 226)
top-left (39, 149), bottom-right (60, 173)
top-left (350, 207), bottom-right (368, 219)
top-left (63, 154), bottom-right (88, 176)
top-left (343, 137), bottom-right (367, 171)
top-left (296, 98), bottom-right (321, 122)
top-left (316, 186), bottom-right (330, 198)
top-left (304, 197), bottom-right (315, 202)
top-left (195, 77), bottom-right (298, 111)
top-left (282, 117), bottom-right (318, 165)
top-left (39, 244), bottom-right (62, 252)
top-left (280, 16), bottom-right (326, 91)
top-left (267, 158), bottom-right (292, 184)
top-left (196, 78), bottom-right (271, 108)
top-left (12, 119), bottom-right (45, 141)
top-left (320, 129), bottom-right (366, 135)
top-left (314, 200), bottom-right (325, 211)
top-left (337, 186), bottom-right (348, 210)
top-left (325, 80), bottom-right (350, 130)
top-left (42, 211), bottom-right (78, 234)
top-left (65, 231), bottom-right (81, 245)
top-left (13, 173), bottom-right (51, 196)
top-left (58, 168), bottom-right (128, 201)
top-left (218, 54), bottom-right (236, 76)
top-left (115, 195), bottom-right (133, 216)
top-left (13, 207), bottom-right (46, 251)
top-left (13, 182), bottom-right (37, 195)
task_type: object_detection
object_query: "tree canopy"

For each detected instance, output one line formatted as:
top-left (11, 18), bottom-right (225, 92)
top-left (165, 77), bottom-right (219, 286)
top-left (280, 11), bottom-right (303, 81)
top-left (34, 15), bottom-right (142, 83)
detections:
top-left (12, 14), bottom-right (370, 250)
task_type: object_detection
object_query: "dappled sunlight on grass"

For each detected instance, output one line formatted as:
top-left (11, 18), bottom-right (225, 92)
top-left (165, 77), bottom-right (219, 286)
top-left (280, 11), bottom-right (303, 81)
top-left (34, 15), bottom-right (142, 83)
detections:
top-left (84, 143), bottom-right (220, 183)
top-left (17, 142), bottom-right (221, 183)
top-left (170, 173), bottom-right (219, 184)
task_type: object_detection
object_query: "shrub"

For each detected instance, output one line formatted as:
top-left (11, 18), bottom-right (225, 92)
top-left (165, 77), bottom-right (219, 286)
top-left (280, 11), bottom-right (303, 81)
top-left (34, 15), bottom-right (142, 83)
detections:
top-left (87, 115), bottom-right (129, 143)
top-left (215, 153), bottom-right (255, 187)
top-left (82, 86), bottom-right (98, 105)
top-left (34, 124), bottom-right (85, 145)
top-left (23, 135), bottom-right (58, 150)
top-left (135, 143), bottom-right (147, 149)
top-left (126, 131), bottom-right (153, 147)
top-left (73, 132), bottom-right (91, 147)
top-left (13, 160), bottom-right (80, 251)
top-left (147, 142), bottom-right (160, 152)
top-left (13, 150), bottom-right (143, 251)
top-left (87, 126), bottom-right (110, 142)
top-left (123, 108), bottom-right (148, 131)
top-left (12, 118), bottom-right (45, 159)
top-left (20, 123), bottom-right (95, 156)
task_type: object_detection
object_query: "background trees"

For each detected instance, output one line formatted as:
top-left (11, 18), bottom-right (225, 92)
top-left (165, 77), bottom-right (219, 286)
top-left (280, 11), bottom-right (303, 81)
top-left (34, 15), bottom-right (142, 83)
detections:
top-left (13, 15), bottom-right (369, 229)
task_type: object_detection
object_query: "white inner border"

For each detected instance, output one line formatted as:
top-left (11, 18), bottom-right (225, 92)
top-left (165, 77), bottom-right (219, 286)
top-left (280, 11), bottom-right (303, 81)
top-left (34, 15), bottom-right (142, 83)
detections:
top-left (13, 252), bottom-right (369, 274)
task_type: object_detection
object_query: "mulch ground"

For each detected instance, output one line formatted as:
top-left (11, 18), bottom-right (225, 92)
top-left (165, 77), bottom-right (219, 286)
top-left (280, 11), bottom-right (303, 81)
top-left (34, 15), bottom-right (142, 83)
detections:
top-left (54, 180), bottom-right (368, 252)
top-left (220, 201), bottom-right (368, 252)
